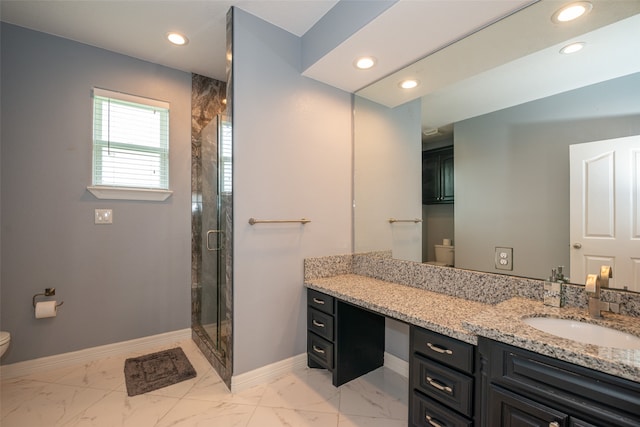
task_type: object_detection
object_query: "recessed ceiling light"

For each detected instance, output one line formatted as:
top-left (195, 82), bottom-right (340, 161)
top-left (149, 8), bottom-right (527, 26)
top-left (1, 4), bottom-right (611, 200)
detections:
top-left (399, 79), bottom-right (419, 89)
top-left (354, 56), bottom-right (376, 70)
top-left (552, 2), bottom-right (592, 23)
top-left (560, 42), bottom-right (585, 54)
top-left (167, 32), bottom-right (189, 46)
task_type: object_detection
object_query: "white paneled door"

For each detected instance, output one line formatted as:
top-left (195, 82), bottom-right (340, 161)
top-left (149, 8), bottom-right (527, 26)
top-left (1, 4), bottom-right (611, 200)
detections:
top-left (570, 136), bottom-right (640, 292)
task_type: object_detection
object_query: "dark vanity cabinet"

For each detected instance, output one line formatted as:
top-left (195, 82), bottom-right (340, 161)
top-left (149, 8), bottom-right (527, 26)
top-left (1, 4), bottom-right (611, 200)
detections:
top-left (422, 146), bottom-right (454, 205)
top-left (307, 288), bottom-right (385, 387)
top-left (478, 338), bottom-right (640, 427)
top-left (410, 325), bottom-right (477, 426)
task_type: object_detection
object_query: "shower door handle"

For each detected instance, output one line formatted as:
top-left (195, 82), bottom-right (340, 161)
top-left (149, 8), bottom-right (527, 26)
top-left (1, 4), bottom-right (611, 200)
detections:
top-left (206, 230), bottom-right (224, 251)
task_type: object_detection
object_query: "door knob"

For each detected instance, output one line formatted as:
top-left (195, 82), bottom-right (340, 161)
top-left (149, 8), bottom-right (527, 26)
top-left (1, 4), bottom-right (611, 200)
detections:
top-left (573, 243), bottom-right (582, 249)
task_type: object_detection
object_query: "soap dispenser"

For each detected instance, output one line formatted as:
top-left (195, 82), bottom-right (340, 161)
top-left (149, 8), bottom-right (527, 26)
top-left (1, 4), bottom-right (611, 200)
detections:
top-left (544, 266), bottom-right (565, 307)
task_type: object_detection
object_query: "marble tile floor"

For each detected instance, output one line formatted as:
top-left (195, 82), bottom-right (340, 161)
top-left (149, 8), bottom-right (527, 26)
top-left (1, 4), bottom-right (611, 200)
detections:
top-left (1, 339), bottom-right (408, 426)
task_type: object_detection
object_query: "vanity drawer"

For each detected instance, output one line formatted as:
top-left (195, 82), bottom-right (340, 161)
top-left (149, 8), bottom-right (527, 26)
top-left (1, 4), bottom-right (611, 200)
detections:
top-left (412, 326), bottom-right (474, 374)
top-left (412, 392), bottom-right (473, 427)
top-left (307, 288), bottom-right (334, 315)
top-left (412, 353), bottom-right (474, 417)
top-left (307, 307), bottom-right (334, 341)
top-left (307, 332), bottom-right (333, 369)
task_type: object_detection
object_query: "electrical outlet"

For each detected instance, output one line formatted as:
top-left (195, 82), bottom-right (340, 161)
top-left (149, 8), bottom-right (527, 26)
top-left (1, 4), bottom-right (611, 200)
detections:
top-left (95, 209), bottom-right (113, 224)
top-left (495, 247), bottom-right (513, 270)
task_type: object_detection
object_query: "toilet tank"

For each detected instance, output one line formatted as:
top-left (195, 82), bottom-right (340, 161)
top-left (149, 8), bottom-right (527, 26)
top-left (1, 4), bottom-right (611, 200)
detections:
top-left (434, 244), bottom-right (455, 266)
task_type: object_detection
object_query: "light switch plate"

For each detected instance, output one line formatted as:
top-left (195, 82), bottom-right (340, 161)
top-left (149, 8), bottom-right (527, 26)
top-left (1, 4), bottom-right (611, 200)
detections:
top-left (95, 209), bottom-right (113, 224)
top-left (495, 247), bottom-right (513, 270)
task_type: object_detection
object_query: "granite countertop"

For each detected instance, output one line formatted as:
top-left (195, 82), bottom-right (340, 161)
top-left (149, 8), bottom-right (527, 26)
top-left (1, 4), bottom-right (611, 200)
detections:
top-left (464, 297), bottom-right (640, 382)
top-left (305, 274), bottom-right (640, 383)
top-left (305, 274), bottom-right (491, 345)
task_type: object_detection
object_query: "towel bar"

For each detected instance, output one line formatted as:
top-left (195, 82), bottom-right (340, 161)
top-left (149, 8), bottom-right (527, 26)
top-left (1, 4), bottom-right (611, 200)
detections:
top-left (248, 217), bottom-right (311, 225)
top-left (388, 218), bottom-right (422, 223)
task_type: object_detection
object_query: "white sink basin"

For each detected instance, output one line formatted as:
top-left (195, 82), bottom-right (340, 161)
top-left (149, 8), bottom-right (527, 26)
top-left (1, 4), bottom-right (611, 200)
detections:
top-left (522, 317), bottom-right (640, 349)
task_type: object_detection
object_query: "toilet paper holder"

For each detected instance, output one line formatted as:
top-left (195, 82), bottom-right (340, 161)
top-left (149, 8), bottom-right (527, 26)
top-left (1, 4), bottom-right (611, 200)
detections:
top-left (32, 288), bottom-right (64, 308)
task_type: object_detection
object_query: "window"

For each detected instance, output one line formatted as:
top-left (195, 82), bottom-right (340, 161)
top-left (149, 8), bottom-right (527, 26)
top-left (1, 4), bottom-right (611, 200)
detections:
top-left (219, 116), bottom-right (233, 194)
top-left (90, 88), bottom-right (171, 200)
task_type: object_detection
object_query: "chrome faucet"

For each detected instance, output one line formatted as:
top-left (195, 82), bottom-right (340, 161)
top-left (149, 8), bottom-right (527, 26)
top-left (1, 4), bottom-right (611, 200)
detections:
top-left (585, 266), bottom-right (618, 318)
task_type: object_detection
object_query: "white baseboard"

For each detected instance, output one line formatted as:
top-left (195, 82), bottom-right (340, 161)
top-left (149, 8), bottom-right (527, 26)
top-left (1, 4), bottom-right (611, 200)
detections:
top-left (230, 351), bottom-right (409, 393)
top-left (231, 353), bottom-right (308, 393)
top-left (0, 328), bottom-right (191, 380)
top-left (384, 351), bottom-right (409, 378)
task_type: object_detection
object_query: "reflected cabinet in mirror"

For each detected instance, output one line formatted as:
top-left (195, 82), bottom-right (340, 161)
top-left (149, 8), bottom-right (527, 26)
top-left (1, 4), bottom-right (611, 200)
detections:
top-left (353, 0), bottom-right (640, 291)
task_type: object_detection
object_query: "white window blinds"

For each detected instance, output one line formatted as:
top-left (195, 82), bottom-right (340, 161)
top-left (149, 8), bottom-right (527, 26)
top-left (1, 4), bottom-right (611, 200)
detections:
top-left (92, 88), bottom-right (170, 190)
top-left (220, 117), bottom-right (233, 194)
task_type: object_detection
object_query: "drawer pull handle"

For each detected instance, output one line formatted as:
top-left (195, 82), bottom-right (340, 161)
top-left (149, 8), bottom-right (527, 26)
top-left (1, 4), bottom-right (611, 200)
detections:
top-left (312, 320), bottom-right (325, 328)
top-left (426, 376), bottom-right (453, 394)
top-left (427, 342), bottom-right (453, 355)
top-left (426, 415), bottom-right (445, 427)
top-left (312, 345), bottom-right (326, 354)
top-left (312, 298), bottom-right (325, 305)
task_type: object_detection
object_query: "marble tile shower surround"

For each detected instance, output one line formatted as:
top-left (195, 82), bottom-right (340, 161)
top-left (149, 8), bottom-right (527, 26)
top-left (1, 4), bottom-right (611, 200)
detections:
top-left (191, 73), bottom-right (227, 287)
top-left (304, 253), bottom-right (640, 317)
top-left (190, 73), bottom-right (231, 387)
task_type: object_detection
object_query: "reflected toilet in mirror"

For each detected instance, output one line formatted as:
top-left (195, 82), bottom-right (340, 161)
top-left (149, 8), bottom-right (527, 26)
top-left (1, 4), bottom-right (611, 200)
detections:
top-left (426, 242), bottom-right (454, 267)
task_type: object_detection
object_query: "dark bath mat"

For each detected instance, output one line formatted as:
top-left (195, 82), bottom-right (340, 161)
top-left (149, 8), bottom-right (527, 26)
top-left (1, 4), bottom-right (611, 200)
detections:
top-left (124, 347), bottom-right (196, 396)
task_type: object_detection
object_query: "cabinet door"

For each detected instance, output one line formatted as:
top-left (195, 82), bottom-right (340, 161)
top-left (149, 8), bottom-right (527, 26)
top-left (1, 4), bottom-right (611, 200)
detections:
top-left (480, 338), bottom-right (640, 426)
top-left (422, 147), bottom-right (454, 205)
top-left (489, 385), bottom-right (568, 427)
top-left (440, 151), bottom-right (454, 203)
top-left (422, 153), bottom-right (440, 204)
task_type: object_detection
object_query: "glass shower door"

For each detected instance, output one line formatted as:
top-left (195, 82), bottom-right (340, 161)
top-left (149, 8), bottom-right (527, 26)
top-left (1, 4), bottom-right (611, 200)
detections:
top-left (193, 114), bottom-right (232, 384)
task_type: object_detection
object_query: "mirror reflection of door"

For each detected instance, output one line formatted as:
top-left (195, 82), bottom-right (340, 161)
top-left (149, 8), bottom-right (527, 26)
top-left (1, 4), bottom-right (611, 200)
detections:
top-left (570, 136), bottom-right (640, 291)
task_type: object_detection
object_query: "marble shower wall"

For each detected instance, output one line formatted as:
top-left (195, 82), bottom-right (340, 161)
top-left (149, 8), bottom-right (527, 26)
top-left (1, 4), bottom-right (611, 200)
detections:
top-left (191, 74), bottom-right (227, 288)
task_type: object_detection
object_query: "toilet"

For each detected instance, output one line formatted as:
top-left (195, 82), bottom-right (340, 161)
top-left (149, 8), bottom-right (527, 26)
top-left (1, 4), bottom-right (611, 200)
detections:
top-left (426, 244), bottom-right (455, 266)
top-left (0, 331), bottom-right (10, 358)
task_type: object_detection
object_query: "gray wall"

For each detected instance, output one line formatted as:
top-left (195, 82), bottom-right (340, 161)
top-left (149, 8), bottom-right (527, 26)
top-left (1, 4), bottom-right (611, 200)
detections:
top-left (352, 95), bottom-right (422, 363)
top-left (455, 72), bottom-right (640, 280)
top-left (232, 9), bottom-right (353, 375)
top-left (354, 96), bottom-right (423, 262)
top-left (1, 23), bottom-right (192, 363)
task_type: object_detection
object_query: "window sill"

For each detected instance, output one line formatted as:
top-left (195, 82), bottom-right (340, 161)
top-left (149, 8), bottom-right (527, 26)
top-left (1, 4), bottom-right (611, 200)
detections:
top-left (87, 186), bottom-right (173, 201)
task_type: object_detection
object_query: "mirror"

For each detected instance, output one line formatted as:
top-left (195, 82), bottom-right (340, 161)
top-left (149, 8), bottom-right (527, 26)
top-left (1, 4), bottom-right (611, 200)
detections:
top-left (354, 1), bottom-right (640, 291)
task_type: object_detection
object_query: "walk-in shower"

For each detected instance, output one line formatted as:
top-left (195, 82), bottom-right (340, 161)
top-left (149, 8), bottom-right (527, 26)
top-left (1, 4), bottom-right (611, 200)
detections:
top-left (191, 74), bottom-right (232, 387)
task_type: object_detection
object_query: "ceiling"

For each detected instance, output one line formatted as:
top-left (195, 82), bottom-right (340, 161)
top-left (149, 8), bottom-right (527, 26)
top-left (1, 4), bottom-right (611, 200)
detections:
top-left (0, 0), bottom-right (339, 81)
top-left (356, 0), bottom-right (640, 132)
top-left (1, 0), bottom-right (539, 88)
top-left (2, 0), bottom-right (639, 131)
